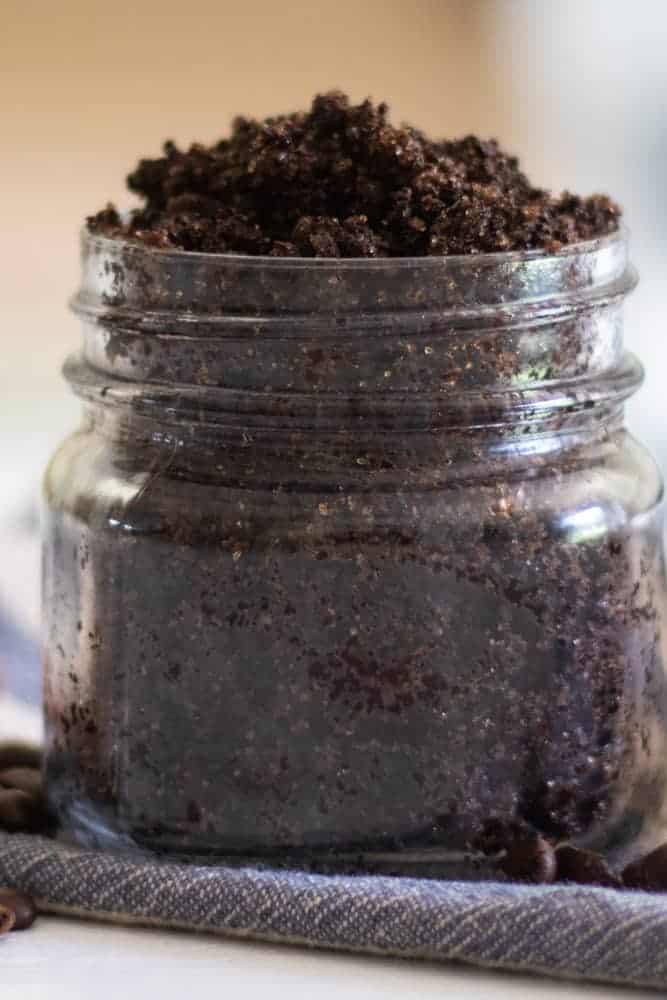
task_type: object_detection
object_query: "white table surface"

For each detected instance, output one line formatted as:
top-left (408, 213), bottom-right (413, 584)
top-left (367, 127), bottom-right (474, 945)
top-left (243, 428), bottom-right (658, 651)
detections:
top-left (3, 917), bottom-right (654, 1000)
top-left (0, 697), bottom-right (655, 1000)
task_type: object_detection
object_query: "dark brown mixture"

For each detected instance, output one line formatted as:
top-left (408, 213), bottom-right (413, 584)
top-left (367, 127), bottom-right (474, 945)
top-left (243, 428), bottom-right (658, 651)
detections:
top-left (88, 91), bottom-right (620, 256)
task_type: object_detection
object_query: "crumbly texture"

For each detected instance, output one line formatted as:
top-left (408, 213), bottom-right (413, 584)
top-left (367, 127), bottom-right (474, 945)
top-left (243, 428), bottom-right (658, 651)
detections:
top-left (87, 91), bottom-right (620, 257)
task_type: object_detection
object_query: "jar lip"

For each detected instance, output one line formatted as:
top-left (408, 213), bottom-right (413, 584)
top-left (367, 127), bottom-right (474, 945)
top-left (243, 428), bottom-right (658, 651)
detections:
top-left (81, 223), bottom-right (628, 270)
top-left (76, 223), bottom-right (634, 322)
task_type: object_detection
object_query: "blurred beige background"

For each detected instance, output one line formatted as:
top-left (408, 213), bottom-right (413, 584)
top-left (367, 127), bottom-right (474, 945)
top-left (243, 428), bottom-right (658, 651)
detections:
top-left (1, 0), bottom-right (496, 438)
top-left (0, 0), bottom-right (498, 640)
top-left (1, 0), bottom-right (666, 639)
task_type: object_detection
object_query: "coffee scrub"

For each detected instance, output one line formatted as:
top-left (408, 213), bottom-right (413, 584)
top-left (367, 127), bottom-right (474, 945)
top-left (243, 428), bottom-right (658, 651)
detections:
top-left (43, 93), bottom-right (667, 874)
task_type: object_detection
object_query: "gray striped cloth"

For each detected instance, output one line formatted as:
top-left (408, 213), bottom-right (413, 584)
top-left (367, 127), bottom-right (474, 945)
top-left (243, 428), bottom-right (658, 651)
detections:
top-left (1, 832), bottom-right (667, 990)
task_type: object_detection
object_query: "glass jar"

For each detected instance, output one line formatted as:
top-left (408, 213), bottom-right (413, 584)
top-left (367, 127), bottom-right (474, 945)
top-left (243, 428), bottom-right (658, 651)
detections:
top-left (43, 228), bottom-right (667, 874)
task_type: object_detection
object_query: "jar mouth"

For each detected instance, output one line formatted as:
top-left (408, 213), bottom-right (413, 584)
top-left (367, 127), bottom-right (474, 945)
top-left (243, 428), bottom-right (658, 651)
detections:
top-left (74, 224), bottom-right (634, 324)
top-left (82, 224), bottom-right (627, 269)
top-left (70, 224), bottom-right (639, 438)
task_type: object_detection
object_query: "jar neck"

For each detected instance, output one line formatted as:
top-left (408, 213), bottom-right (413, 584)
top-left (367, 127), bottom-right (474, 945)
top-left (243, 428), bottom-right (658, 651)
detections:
top-left (82, 398), bottom-right (625, 493)
top-left (68, 229), bottom-right (639, 455)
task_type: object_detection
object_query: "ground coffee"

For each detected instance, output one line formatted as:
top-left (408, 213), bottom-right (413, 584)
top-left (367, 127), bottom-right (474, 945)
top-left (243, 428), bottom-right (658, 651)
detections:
top-left (42, 102), bottom-right (666, 873)
top-left (88, 91), bottom-right (620, 257)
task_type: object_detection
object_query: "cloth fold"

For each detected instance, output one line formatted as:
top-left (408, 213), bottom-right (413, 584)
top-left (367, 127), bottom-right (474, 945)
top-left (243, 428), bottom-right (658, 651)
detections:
top-left (1, 831), bottom-right (667, 991)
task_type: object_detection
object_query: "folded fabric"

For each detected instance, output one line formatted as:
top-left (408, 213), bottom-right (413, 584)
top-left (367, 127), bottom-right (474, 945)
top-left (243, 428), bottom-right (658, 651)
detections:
top-left (1, 831), bottom-right (667, 991)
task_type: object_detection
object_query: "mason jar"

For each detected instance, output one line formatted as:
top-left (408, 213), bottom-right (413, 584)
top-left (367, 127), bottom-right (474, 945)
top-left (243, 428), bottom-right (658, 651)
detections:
top-left (42, 228), bottom-right (667, 873)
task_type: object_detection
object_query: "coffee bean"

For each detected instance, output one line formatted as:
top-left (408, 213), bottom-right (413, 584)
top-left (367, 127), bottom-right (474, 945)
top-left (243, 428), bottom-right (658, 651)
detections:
top-left (623, 843), bottom-right (667, 891)
top-left (472, 817), bottom-right (530, 856)
top-left (555, 845), bottom-right (622, 888)
top-left (0, 767), bottom-right (42, 797)
top-left (0, 743), bottom-right (42, 771)
top-left (0, 905), bottom-right (16, 936)
top-left (0, 889), bottom-right (36, 931)
top-left (499, 833), bottom-right (557, 884)
top-left (0, 788), bottom-right (49, 833)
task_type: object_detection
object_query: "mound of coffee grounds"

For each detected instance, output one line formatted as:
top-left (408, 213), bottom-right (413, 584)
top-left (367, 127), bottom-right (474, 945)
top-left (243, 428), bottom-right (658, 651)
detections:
top-left (88, 91), bottom-right (620, 257)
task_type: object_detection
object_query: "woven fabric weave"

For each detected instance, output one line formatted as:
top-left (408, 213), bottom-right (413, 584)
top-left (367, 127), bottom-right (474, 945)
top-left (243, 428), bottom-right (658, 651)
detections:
top-left (1, 831), bottom-right (666, 990)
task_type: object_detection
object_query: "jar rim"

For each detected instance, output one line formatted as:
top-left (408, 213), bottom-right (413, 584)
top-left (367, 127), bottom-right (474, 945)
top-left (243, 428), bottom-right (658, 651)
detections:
top-left (70, 223), bottom-right (639, 433)
top-left (74, 224), bottom-right (634, 324)
top-left (82, 223), bottom-right (628, 269)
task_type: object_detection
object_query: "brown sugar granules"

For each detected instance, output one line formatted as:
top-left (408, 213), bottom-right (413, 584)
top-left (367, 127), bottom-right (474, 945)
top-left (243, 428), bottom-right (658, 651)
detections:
top-left (88, 91), bottom-right (620, 257)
